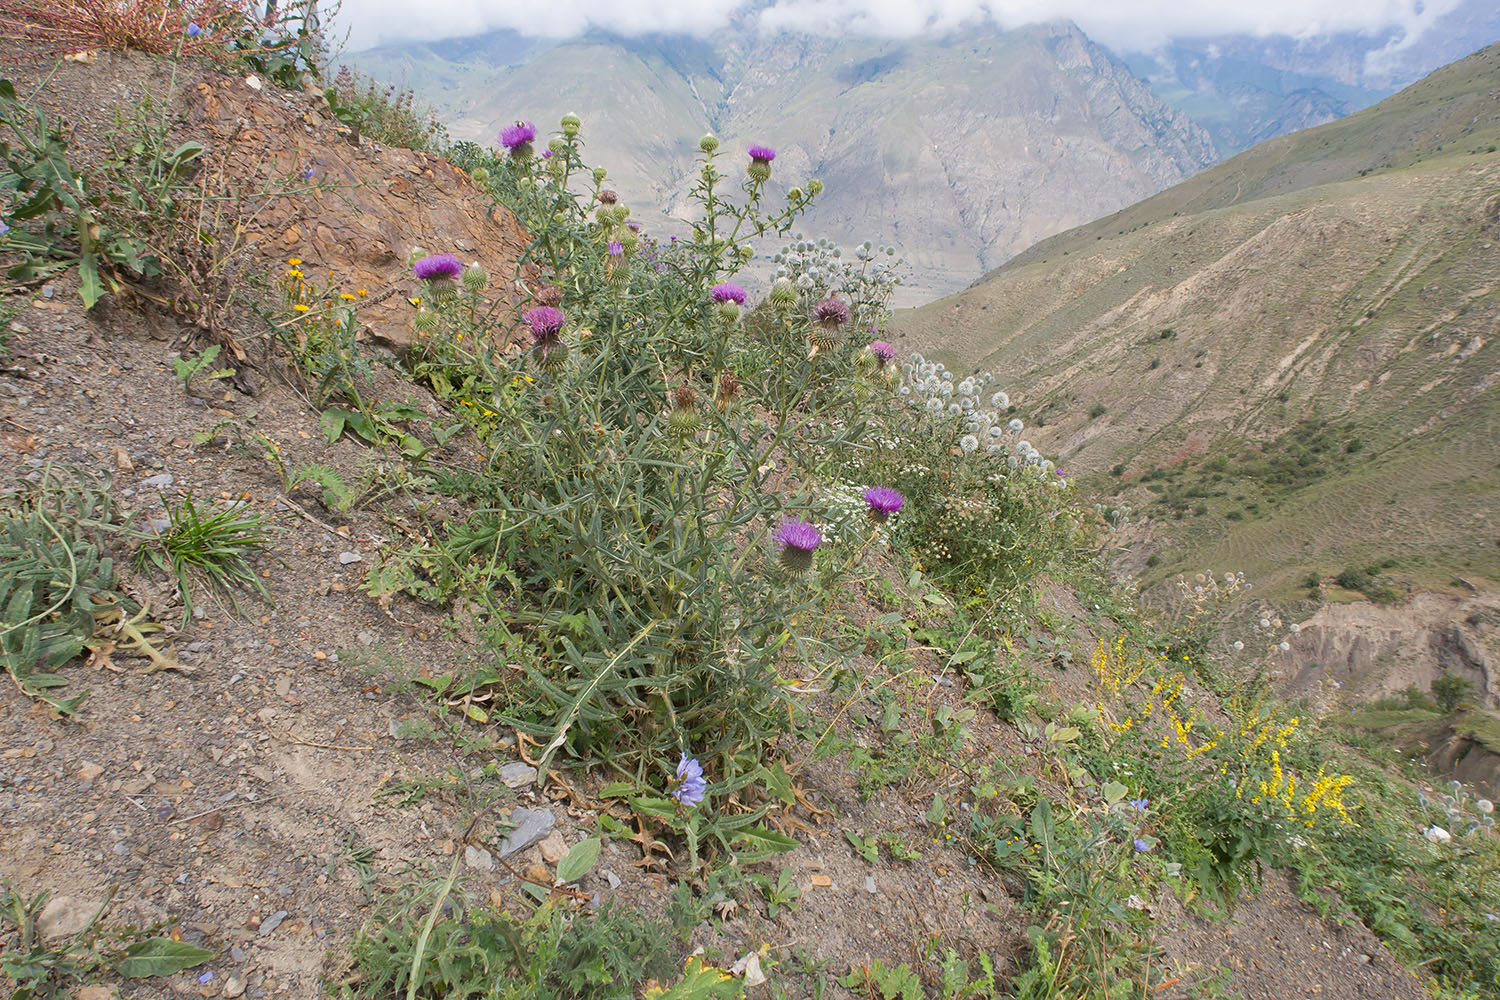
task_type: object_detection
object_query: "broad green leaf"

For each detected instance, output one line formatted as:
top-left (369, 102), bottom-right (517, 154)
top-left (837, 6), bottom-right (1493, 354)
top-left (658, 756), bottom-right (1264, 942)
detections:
top-left (555, 836), bottom-right (600, 883)
top-left (1102, 780), bottom-right (1128, 805)
top-left (319, 408), bottom-right (349, 443)
top-left (112, 938), bottom-right (214, 978)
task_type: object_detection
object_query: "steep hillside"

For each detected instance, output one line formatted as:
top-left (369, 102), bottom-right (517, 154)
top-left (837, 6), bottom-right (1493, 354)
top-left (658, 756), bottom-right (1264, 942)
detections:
top-left (352, 20), bottom-right (1214, 301)
top-left (894, 43), bottom-right (1500, 604)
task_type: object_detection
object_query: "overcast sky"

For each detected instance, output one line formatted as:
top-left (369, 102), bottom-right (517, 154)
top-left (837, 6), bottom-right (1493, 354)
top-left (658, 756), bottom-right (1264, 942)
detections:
top-left (333, 0), bottom-right (1465, 54)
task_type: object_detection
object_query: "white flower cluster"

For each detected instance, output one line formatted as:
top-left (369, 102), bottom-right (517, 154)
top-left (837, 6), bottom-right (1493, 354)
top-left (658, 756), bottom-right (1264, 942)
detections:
top-left (816, 481), bottom-right (891, 548)
top-left (899, 352), bottom-right (1062, 482)
top-left (772, 235), bottom-right (903, 326)
top-left (1419, 780), bottom-right (1497, 841)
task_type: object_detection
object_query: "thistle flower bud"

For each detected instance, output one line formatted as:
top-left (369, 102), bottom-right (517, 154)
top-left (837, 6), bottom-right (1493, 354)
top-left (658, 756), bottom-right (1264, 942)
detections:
top-left (413, 308), bottom-right (438, 334)
top-left (611, 204), bottom-right (630, 224)
top-left (533, 285), bottom-right (562, 308)
top-left (547, 138), bottom-right (566, 156)
top-left (560, 111), bottom-right (581, 137)
top-left (715, 372), bottom-right (740, 413)
top-left (598, 190), bottom-right (619, 206)
top-left (787, 186), bottom-right (803, 201)
top-left (462, 263), bottom-right (488, 292)
top-left (768, 277), bottom-right (796, 307)
top-left (699, 133), bottom-right (719, 154)
top-left (807, 179), bottom-right (824, 196)
top-left (471, 167), bottom-right (489, 184)
top-left (592, 166), bottom-right (607, 183)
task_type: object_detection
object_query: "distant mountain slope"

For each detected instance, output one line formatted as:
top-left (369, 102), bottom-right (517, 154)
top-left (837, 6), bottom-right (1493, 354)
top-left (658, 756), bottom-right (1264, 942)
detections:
top-left (894, 43), bottom-right (1500, 598)
top-left (352, 21), bottom-right (1215, 301)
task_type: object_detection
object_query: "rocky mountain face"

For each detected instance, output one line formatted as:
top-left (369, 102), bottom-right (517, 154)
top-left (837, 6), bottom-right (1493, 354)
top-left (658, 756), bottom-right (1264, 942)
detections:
top-left (1122, 0), bottom-right (1500, 156)
top-left (894, 44), bottom-right (1500, 611)
top-left (352, 20), bottom-right (1216, 301)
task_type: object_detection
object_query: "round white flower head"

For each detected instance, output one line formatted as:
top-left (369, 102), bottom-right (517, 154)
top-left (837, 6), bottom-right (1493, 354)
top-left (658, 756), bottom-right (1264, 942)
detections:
top-left (926, 398), bottom-right (944, 413)
top-left (1290, 623), bottom-right (1301, 634)
top-left (940, 371), bottom-right (953, 381)
top-left (991, 391), bottom-right (1009, 409)
top-left (1279, 641), bottom-right (1290, 651)
top-left (1477, 799), bottom-right (1494, 814)
top-left (1008, 418), bottom-right (1024, 434)
top-left (898, 385), bottom-right (911, 396)
top-left (960, 435), bottom-right (979, 453)
top-left (987, 443), bottom-right (1005, 455)
top-left (989, 425), bottom-right (1004, 439)
top-left (946, 403), bottom-right (962, 416)
top-left (1017, 439), bottom-right (1031, 453)
top-left (1232, 640), bottom-right (1244, 651)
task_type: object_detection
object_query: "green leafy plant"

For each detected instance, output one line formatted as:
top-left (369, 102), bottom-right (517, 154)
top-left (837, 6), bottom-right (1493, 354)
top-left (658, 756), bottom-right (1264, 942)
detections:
top-left (752, 867), bottom-right (801, 919)
top-left (135, 493), bottom-right (275, 625)
top-left (0, 884), bottom-right (212, 999)
top-left (172, 343), bottom-right (235, 394)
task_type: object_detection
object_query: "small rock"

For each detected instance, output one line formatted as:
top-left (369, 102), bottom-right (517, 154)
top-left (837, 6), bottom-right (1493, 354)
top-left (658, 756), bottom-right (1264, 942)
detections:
top-left (230, 946), bottom-right (247, 963)
top-left (258, 909), bottom-right (287, 937)
top-left (1425, 825), bottom-right (1453, 845)
top-left (37, 895), bottom-right (105, 940)
top-left (537, 831), bottom-right (569, 864)
top-left (464, 844), bottom-right (495, 872)
top-left (499, 762), bottom-right (536, 788)
top-left (357, 631), bottom-right (377, 646)
top-left (338, 552), bottom-right (362, 564)
top-left (140, 472), bottom-right (174, 489)
top-left (602, 868), bottom-right (621, 889)
top-left (77, 760), bottom-right (104, 785)
top-left (864, 875), bottom-right (877, 894)
top-left (1355, 953), bottom-right (1371, 965)
top-left (223, 974), bottom-right (247, 998)
top-left (524, 863), bottom-right (551, 884)
top-left (498, 807), bottom-right (556, 858)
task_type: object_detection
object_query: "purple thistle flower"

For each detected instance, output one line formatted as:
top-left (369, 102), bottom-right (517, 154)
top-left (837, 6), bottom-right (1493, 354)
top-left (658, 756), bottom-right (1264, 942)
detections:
top-left (626, 220), bottom-right (643, 233)
top-left (774, 518), bottom-right (821, 573)
top-left (186, 22), bottom-right (202, 37)
top-left (747, 144), bottom-right (776, 182)
top-left (863, 486), bottom-right (905, 521)
top-left (747, 145), bottom-right (777, 163)
top-left (868, 340), bottom-right (896, 364)
top-left (541, 148), bottom-right (553, 159)
top-left (672, 754), bottom-right (706, 807)
top-left (523, 306), bottom-right (566, 343)
top-left (813, 298), bottom-right (850, 328)
top-left (711, 283), bottom-right (747, 305)
top-left (499, 121), bottom-right (536, 150)
top-left (608, 240), bottom-right (623, 257)
top-left (413, 254), bottom-right (463, 281)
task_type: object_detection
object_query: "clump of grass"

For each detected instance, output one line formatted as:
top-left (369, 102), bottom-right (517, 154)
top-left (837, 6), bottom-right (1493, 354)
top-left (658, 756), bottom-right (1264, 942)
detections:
top-left (135, 493), bottom-right (274, 625)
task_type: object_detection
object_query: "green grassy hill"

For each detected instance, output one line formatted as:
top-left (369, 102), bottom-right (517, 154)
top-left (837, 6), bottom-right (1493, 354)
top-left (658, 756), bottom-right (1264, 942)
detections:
top-left (894, 44), bottom-right (1500, 600)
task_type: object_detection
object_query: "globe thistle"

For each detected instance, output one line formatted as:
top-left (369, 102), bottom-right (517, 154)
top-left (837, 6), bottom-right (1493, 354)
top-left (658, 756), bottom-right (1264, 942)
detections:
top-left (926, 398), bottom-right (944, 414)
top-left (560, 111), bottom-right (581, 137)
top-left (499, 121), bottom-right (536, 159)
top-left (747, 144), bottom-right (776, 183)
top-left (774, 518), bottom-right (821, 574)
top-left (864, 486), bottom-right (905, 523)
top-left (960, 434), bottom-right (979, 453)
top-left (672, 754), bottom-right (707, 807)
top-left (1008, 418), bottom-right (1024, 434)
top-left (810, 298), bottom-right (850, 351)
top-left (946, 404), bottom-right (961, 417)
top-left (991, 391), bottom-right (1009, 409)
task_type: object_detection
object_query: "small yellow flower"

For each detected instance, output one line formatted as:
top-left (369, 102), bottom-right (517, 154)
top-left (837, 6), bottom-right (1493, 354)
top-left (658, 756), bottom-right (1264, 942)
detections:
top-left (287, 268), bottom-right (304, 278)
top-left (357, 289), bottom-right (367, 296)
top-left (288, 257), bottom-right (302, 266)
top-left (340, 292), bottom-right (357, 301)
top-left (293, 303), bottom-right (310, 312)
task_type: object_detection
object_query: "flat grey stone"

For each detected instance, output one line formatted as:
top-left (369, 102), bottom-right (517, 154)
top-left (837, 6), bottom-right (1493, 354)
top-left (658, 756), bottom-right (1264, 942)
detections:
top-left (864, 875), bottom-right (877, 894)
top-left (602, 868), bottom-right (621, 889)
top-left (464, 844), bottom-right (494, 872)
top-left (257, 910), bottom-right (287, 937)
top-left (140, 473), bottom-right (174, 489)
top-left (338, 551), bottom-right (362, 564)
top-left (498, 807), bottom-right (555, 858)
top-left (500, 762), bottom-right (537, 788)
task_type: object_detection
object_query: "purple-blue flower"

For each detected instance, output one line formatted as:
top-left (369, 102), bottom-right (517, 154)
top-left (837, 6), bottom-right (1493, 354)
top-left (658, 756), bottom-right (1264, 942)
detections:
top-left (775, 518), bottom-right (821, 573)
top-left (1129, 799), bottom-right (1149, 812)
top-left (1133, 838), bottom-right (1151, 852)
top-left (867, 340), bottom-right (896, 364)
top-left (499, 122), bottom-right (536, 150)
top-left (413, 254), bottom-right (463, 281)
top-left (711, 283), bottom-right (747, 305)
top-left (608, 240), bottom-right (623, 257)
top-left (0, 218), bottom-right (10, 237)
top-left (672, 754), bottom-right (706, 807)
top-left (747, 145), bottom-right (776, 163)
top-left (303, 166), bottom-right (316, 181)
top-left (523, 306), bottom-right (566, 343)
top-left (186, 22), bottom-right (202, 37)
top-left (863, 486), bottom-right (904, 521)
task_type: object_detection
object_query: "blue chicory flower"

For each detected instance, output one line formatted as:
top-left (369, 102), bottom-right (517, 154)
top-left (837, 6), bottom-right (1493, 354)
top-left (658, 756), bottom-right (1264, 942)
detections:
top-left (672, 754), bottom-right (706, 807)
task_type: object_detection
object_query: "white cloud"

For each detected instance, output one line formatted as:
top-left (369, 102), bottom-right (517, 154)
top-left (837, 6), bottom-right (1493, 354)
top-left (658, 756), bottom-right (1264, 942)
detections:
top-left (333, 0), bottom-right (1466, 53)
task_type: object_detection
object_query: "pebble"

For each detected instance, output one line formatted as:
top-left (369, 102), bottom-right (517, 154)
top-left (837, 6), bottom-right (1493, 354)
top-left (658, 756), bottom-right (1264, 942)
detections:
top-left (223, 975), bottom-right (246, 998)
top-left (537, 831), bottom-right (569, 864)
top-left (498, 807), bottom-right (556, 858)
top-left (500, 762), bottom-right (536, 788)
top-left (864, 875), bottom-right (877, 894)
top-left (230, 946), bottom-right (247, 963)
top-left (257, 910), bottom-right (287, 937)
top-left (357, 631), bottom-right (377, 646)
top-left (602, 868), bottom-right (621, 889)
top-left (464, 844), bottom-right (495, 872)
top-left (139, 472), bottom-right (174, 489)
top-left (338, 552), bottom-right (362, 564)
